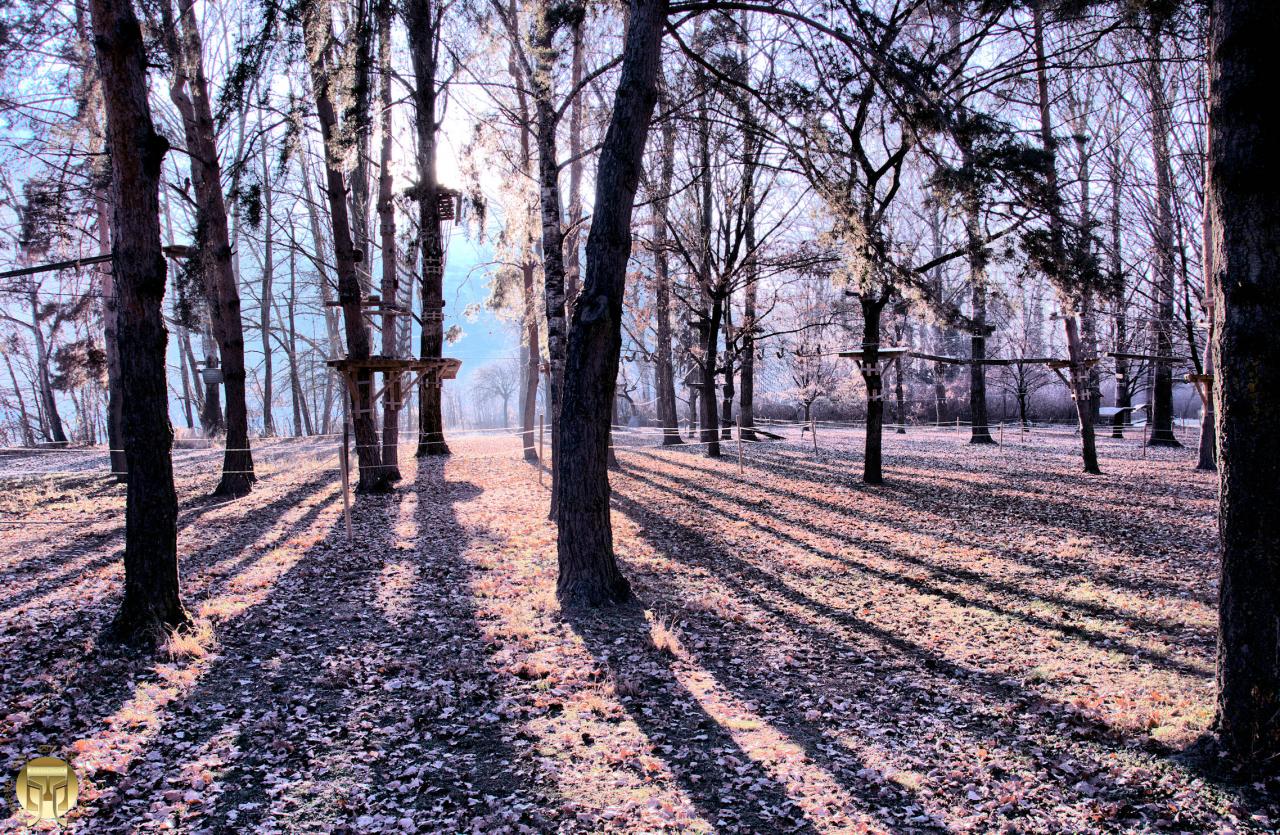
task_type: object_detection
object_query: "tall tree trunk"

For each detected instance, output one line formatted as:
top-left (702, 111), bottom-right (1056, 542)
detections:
top-left (652, 90), bottom-right (681, 445)
top-left (556, 0), bottom-right (666, 608)
top-left (720, 303), bottom-right (735, 440)
top-left (860, 293), bottom-right (888, 485)
top-left (1033, 4), bottom-right (1100, 474)
top-left (967, 243), bottom-right (994, 444)
top-left (893, 354), bottom-right (906, 433)
top-left (304, 0), bottom-right (391, 492)
top-left (2, 347), bottom-right (36, 446)
top-left (958, 138), bottom-right (995, 445)
top-left (695, 47), bottom-right (720, 459)
top-left (406, 0), bottom-right (449, 456)
top-left (199, 328), bottom-right (223, 435)
top-left (1209, 0), bottom-right (1280, 770)
top-left (1196, 172), bottom-right (1218, 470)
top-left (286, 250), bottom-right (309, 436)
top-left (27, 290), bottom-right (68, 444)
top-left (90, 0), bottom-right (189, 644)
top-left (376, 0), bottom-right (402, 478)
top-left (95, 188), bottom-right (127, 476)
top-left (1145, 28), bottom-right (1181, 447)
top-left (157, 0), bottom-right (255, 493)
top-left (347, 0), bottom-right (375, 295)
top-left (1074, 131), bottom-right (1103, 427)
top-left (564, 9), bottom-right (586, 307)
top-left (260, 138), bottom-right (276, 437)
top-left (522, 263), bottom-right (541, 462)
top-left (1108, 148), bottom-right (1131, 439)
top-left (738, 122), bottom-right (759, 441)
top-left (298, 146), bottom-right (346, 366)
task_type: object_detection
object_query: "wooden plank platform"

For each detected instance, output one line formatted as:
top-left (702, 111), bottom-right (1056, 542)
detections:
top-left (326, 356), bottom-right (461, 379)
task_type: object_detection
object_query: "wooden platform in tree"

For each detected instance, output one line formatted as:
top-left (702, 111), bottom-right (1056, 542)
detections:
top-left (326, 356), bottom-right (462, 409)
top-left (326, 356), bottom-right (461, 378)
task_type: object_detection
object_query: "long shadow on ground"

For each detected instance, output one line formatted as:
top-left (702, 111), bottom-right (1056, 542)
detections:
top-left (79, 463), bottom-right (546, 832)
top-left (608, 487), bottom-right (1275, 832)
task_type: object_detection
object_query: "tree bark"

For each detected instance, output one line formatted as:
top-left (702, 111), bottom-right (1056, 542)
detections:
top-left (26, 289), bottom-right (67, 445)
top-left (90, 0), bottom-right (190, 645)
top-left (555, 0), bottom-right (667, 608)
top-left (304, 0), bottom-right (391, 492)
top-left (1209, 0), bottom-right (1280, 770)
top-left (406, 0), bottom-right (449, 457)
top-left (860, 293), bottom-right (888, 485)
top-left (157, 0), bottom-right (254, 493)
top-left (376, 0), bottom-right (402, 478)
top-left (695, 47), bottom-right (721, 459)
top-left (528, 7), bottom-right (561, 469)
top-left (260, 138), bottom-right (276, 437)
top-left (1145, 28), bottom-right (1181, 447)
top-left (967, 245), bottom-right (994, 444)
top-left (1033, 4), bottom-right (1100, 474)
top-left (652, 92), bottom-right (681, 445)
top-left (1107, 147), bottom-right (1132, 439)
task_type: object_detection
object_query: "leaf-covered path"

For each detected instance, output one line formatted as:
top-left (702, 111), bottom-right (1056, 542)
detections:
top-left (1, 430), bottom-right (1276, 832)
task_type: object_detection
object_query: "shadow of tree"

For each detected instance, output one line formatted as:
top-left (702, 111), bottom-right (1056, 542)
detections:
top-left (619, 454), bottom-right (1213, 678)
top-left (75, 461), bottom-right (546, 832)
top-left (609, 490), bottom-right (1261, 830)
top-left (565, 602), bottom-right (847, 833)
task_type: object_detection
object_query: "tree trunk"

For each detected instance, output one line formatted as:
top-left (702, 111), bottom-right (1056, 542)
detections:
top-left (652, 93), bottom-right (681, 445)
top-left (860, 293), bottom-right (888, 485)
top-left (695, 48), bottom-right (720, 459)
top-left (1109, 151), bottom-right (1131, 439)
top-left (177, 323), bottom-right (200, 427)
top-left (159, 0), bottom-right (254, 493)
top-left (406, 0), bottom-right (449, 457)
top-left (530, 0), bottom-right (568, 500)
top-left (1033, 4), bottom-right (1100, 474)
top-left (1209, 0), bottom-right (1280, 770)
top-left (95, 191), bottom-right (128, 476)
top-left (960, 168), bottom-right (994, 445)
top-left (555, 0), bottom-right (666, 608)
top-left (199, 329), bottom-right (223, 436)
top-left (90, 0), bottom-right (190, 645)
top-left (286, 250), bottom-right (311, 436)
top-left (967, 274), bottom-right (994, 444)
top-left (720, 304), bottom-right (735, 441)
top-left (304, 0), bottom-right (390, 492)
top-left (1145, 29), bottom-right (1181, 447)
top-left (564, 9), bottom-right (586, 308)
top-left (893, 355), bottom-right (906, 434)
top-left (260, 138), bottom-right (276, 438)
top-left (376, 0), bottom-right (402, 478)
top-left (2, 348), bottom-right (36, 446)
top-left (27, 290), bottom-right (67, 445)
top-left (522, 264), bottom-right (541, 462)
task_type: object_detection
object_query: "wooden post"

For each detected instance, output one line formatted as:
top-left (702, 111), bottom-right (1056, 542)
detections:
top-left (811, 414), bottom-right (818, 453)
top-left (1141, 415), bottom-right (1149, 459)
top-left (737, 424), bottom-right (745, 475)
top-left (340, 386), bottom-right (353, 544)
top-left (538, 412), bottom-right (545, 486)
top-left (998, 421), bottom-right (1004, 445)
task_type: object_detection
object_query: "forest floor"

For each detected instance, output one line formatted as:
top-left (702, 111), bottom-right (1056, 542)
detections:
top-left (1, 426), bottom-right (1277, 833)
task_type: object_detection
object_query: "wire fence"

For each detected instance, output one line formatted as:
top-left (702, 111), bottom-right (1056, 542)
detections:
top-left (0, 414), bottom-right (1204, 532)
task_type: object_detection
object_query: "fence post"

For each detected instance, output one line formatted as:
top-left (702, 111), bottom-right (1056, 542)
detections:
top-left (737, 424), bottom-right (745, 475)
top-left (811, 414), bottom-right (819, 453)
top-left (538, 412), bottom-right (545, 486)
